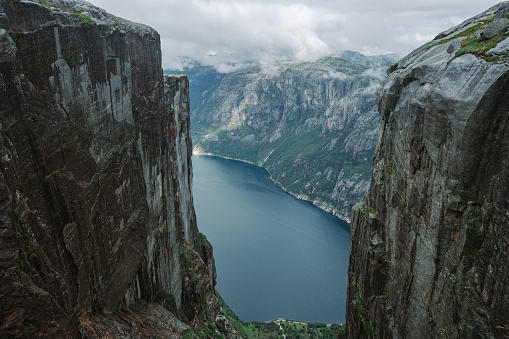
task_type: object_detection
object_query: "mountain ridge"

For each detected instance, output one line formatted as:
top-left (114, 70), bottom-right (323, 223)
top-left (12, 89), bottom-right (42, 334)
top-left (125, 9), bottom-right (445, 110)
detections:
top-left (174, 53), bottom-right (398, 221)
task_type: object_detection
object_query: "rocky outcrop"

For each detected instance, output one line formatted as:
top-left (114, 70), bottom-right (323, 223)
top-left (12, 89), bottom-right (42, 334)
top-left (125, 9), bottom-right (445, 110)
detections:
top-left (190, 54), bottom-right (397, 221)
top-left (345, 3), bottom-right (509, 338)
top-left (0, 1), bottom-right (238, 338)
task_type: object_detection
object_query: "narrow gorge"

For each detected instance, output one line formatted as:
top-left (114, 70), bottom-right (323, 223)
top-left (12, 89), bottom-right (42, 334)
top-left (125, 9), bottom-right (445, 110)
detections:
top-left (1, 0), bottom-right (509, 338)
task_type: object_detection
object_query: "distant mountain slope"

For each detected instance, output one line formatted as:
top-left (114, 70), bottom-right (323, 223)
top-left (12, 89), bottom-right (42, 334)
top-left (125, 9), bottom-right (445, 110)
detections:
top-left (169, 53), bottom-right (397, 221)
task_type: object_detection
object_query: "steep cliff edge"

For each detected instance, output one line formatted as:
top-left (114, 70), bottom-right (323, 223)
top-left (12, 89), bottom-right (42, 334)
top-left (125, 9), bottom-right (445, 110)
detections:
top-left (0, 1), bottom-right (238, 337)
top-left (345, 3), bottom-right (509, 338)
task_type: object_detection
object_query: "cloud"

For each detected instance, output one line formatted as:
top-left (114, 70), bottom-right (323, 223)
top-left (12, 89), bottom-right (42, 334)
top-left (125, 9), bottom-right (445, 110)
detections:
top-left (362, 68), bottom-right (386, 81)
top-left (323, 71), bottom-right (351, 81)
top-left (90, 0), bottom-right (503, 70)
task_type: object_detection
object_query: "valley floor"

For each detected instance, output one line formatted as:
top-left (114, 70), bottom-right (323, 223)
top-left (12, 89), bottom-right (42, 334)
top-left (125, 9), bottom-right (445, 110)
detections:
top-left (218, 294), bottom-right (343, 339)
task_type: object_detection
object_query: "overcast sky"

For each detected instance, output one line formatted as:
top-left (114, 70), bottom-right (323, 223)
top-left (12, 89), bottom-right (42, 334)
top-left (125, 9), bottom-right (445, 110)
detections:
top-left (90, 0), bottom-right (504, 71)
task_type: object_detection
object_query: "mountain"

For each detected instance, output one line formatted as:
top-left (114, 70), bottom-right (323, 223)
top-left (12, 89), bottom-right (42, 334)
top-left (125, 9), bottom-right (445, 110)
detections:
top-left (182, 53), bottom-right (398, 221)
top-left (0, 1), bottom-right (240, 338)
top-left (344, 3), bottom-right (509, 338)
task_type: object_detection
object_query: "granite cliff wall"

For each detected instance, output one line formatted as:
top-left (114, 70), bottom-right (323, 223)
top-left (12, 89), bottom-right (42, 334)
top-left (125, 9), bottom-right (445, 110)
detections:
top-left (345, 3), bottom-right (509, 338)
top-left (0, 0), bottom-right (237, 337)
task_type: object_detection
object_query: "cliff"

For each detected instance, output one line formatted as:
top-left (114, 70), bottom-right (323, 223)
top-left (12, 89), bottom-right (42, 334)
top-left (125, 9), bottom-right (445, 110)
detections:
top-left (345, 2), bottom-right (509, 338)
top-left (189, 54), bottom-right (397, 221)
top-left (0, 1), bottom-right (239, 337)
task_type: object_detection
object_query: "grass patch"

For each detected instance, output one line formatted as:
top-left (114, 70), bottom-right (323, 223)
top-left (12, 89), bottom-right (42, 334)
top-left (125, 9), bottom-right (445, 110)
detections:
top-left (75, 12), bottom-right (96, 26)
top-left (387, 162), bottom-right (394, 175)
top-left (198, 232), bottom-right (207, 245)
top-left (216, 293), bottom-right (344, 338)
top-left (366, 207), bottom-right (379, 218)
top-left (338, 323), bottom-right (347, 337)
top-left (355, 300), bottom-right (373, 337)
top-left (182, 249), bottom-right (197, 279)
top-left (423, 21), bottom-right (488, 52)
top-left (216, 293), bottom-right (250, 337)
top-left (454, 32), bottom-right (508, 62)
top-left (440, 23), bottom-right (485, 45)
top-left (423, 14), bottom-right (508, 62)
top-left (355, 300), bottom-right (366, 317)
top-left (14, 217), bottom-right (37, 269)
top-left (37, 1), bottom-right (97, 25)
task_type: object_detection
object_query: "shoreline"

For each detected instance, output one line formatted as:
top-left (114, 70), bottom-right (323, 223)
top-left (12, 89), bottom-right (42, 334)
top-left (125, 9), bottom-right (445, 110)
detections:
top-left (268, 318), bottom-right (342, 326)
top-left (192, 149), bottom-right (351, 224)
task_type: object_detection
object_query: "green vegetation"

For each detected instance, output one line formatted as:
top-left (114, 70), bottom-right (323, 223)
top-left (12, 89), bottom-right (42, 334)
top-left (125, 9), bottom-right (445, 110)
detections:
top-left (241, 321), bottom-right (343, 338)
top-left (423, 15), bottom-right (508, 62)
top-left (216, 293), bottom-right (344, 338)
top-left (279, 322), bottom-right (343, 339)
top-left (182, 321), bottom-right (227, 338)
top-left (185, 56), bottom-right (395, 220)
top-left (244, 322), bottom-right (282, 338)
top-left (439, 22), bottom-right (486, 45)
top-left (338, 323), bottom-right (347, 337)
top-left (366, 207), bottom-right (379, 218)
top-left (195, 121), bottom-right (375, 218)
top-left (355, 300), bottom-right (373, 337)
top-left (216, 293), bottom-right (251, 337)
top-left (37, 1), bottom-right (52, 9)
top-left (198, 232), bottom-right (207, 245)
top-left (183, 250), bottom-right (190, 269)
top-left (355, 300), bottom-right (366, 317)
top-left (37, 1), bottom-right (97, 25)
top-left (183, 249), bottom-right (197, 279)
top-left (360, 203), bottom-right (379, 218)
top-left (455, 31), bottom-right (508, 62)
top-left (387, 162), bottom-right (394, 175)
top-left (75, 12), bottom-right (96, 26)
top-left (426, 17), bottom-right (495, 50)
top-left (14, 217), bottom-right (37, 269)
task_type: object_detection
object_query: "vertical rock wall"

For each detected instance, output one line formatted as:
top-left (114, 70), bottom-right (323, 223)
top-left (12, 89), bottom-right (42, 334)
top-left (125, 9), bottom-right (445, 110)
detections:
top-left (0, 1), bottom-right (232, 337)
top-left (345, 3), bottom-right (509, 339)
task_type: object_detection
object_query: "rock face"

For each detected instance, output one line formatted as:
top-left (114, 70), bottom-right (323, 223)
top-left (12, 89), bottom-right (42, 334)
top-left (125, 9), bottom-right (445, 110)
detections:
top-left (0, 1), bottom-right (238, 338)
top-left (345, 3), bottom-right (509, 339)
top-left (189, 54), bottom-right (397, 221)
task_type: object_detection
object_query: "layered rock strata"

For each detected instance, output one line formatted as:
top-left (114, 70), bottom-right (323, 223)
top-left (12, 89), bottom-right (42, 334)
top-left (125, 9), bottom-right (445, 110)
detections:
top-left (0, 0), bottom-right (237, 337)
top-left (345, 3), bottom-right (509, 338)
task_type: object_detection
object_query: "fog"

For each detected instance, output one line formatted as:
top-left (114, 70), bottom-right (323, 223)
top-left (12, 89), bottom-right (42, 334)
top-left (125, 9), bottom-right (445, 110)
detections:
top-left (90, 0), bottom-right (504, 70)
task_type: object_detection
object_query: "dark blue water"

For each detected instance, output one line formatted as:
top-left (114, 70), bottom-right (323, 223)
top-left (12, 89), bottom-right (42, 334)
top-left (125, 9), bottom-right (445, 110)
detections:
top-left (192, 155), bottom-right (351, 323)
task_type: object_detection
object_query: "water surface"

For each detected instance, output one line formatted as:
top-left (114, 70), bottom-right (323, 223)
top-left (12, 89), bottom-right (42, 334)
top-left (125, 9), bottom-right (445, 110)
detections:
top-left (192, 155), bottom-right (351, 323)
